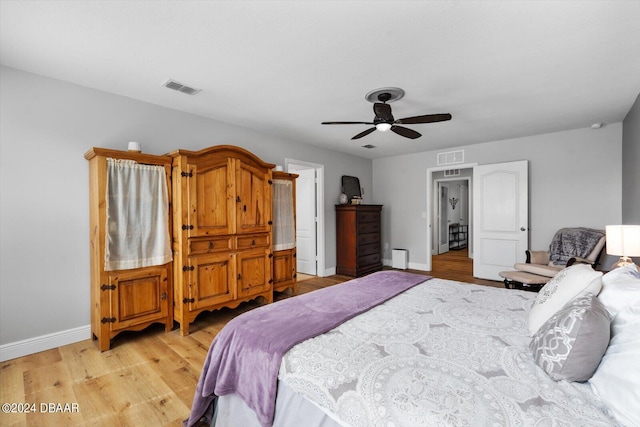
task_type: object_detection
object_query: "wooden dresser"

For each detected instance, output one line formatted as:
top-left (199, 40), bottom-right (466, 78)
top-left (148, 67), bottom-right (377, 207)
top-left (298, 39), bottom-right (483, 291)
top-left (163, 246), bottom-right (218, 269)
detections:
top-left (335, 205), bottom-right (383, 277)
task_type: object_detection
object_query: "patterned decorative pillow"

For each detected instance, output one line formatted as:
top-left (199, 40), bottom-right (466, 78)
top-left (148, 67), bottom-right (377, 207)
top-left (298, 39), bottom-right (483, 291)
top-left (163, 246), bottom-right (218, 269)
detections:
top-left (530, 293), bottom-right (610, 382)
top-left (528, 263), bottom-right (603, 335)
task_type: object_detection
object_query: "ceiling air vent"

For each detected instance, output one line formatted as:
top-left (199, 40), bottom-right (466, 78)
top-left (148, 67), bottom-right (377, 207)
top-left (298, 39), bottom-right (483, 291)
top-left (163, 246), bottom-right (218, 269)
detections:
top-left (437, 149), bottom-right (464, 166)
top-left (162, 79), bottom-right (201, 95)
top-left (362, 144), bottom-right (376, 149)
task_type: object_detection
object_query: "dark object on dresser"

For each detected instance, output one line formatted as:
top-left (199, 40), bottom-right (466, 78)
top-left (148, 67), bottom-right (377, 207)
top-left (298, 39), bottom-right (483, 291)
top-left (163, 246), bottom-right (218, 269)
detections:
top-left (336, 205), bottom-right (383, 277)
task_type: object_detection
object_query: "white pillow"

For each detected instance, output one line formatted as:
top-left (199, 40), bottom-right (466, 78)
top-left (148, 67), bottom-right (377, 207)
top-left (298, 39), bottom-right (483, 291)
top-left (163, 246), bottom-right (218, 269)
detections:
top-left (599, 265), bottom-right (640, 318)
top-left (589, 304), bottom-right (640, 427)
top-left (528, 264), bottom-right (603, 335)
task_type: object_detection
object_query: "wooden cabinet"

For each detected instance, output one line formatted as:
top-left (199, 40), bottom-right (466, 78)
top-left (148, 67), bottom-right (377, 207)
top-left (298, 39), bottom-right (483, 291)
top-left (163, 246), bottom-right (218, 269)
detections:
top-left (272, 172), bottom-right (298, 294)
top-left (170, 145), bottom-right (275, 335)
top-left (336, 205), bottom-right (383, 277)
top-left (85, 148), bottom-right (173, 351)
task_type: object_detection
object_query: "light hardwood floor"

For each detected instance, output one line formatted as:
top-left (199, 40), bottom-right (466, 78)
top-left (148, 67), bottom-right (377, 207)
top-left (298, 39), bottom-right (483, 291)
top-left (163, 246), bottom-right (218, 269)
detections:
top-left (0, 249), bottom-right (500, 426)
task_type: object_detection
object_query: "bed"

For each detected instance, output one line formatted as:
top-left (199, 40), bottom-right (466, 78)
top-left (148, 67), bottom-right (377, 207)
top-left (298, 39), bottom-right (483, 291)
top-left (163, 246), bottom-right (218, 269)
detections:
top-left (185, 268), bottom-right (640, 427)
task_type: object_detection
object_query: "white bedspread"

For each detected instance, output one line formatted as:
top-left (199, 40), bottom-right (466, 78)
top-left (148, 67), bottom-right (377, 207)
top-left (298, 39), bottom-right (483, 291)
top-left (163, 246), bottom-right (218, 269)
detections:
top-left (279, 278), bottom-right (618, 427)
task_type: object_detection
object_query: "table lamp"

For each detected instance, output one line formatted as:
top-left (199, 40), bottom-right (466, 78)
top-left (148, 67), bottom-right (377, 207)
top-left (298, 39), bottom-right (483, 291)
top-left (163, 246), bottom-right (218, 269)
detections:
top-left (606, 225), bottom-right (640, 270)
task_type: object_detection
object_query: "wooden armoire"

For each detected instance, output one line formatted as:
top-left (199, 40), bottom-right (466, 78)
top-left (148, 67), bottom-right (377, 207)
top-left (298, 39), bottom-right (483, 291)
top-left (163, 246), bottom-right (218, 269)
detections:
top-left (85, 148), bottom-right (173, 351)
top-left (169, 145), bottom-right (275, 336)
top-left (272, 171), bottom-right (298, 294)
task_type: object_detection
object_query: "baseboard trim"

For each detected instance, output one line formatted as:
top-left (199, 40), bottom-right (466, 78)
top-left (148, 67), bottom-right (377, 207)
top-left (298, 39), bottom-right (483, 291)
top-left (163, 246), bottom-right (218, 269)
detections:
top-left (383, 259), bottom-right (429, 272)
top-left (0, 325), bottom-right (91, 362)
top-left (322, 267), bottom-right (336, 277)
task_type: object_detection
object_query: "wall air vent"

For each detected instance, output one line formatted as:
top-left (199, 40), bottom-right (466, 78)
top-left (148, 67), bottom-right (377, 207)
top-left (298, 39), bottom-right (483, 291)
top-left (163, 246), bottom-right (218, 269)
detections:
top-left (444, 169), bottom-right (460, 177)
top-left (362, 144), bottom-right (376, 149)
top-left (437, 149), bottom-right (464, 166)
top-left (162, 79), bottom-right (201, 95)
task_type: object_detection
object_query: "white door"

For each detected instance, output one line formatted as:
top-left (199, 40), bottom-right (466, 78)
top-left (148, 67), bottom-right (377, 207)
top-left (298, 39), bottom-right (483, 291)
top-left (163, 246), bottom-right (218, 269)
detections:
top-left (294, 168), bottom-right (317, 275)
top-left (459, 185), bottom-right (468, 226)
top-left (473, 160), bottom-right (528, 280)
top-left (438, 184), bottom-right (449, 254)
top-left (459, 184), bottom-right (469, 250)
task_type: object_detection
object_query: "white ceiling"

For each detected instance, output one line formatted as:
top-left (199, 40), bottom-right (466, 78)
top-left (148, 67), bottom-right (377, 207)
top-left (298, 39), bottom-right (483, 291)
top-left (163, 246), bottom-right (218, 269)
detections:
top-left (2, 1), bottom-right (640, 159)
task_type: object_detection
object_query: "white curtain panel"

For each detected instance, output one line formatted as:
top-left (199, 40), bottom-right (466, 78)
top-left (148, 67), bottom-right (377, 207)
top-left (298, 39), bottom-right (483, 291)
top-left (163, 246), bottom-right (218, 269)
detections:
top-left (273, 179), bottom-right (295, 251)
top-left (104, 158), bottom-right (172, 271)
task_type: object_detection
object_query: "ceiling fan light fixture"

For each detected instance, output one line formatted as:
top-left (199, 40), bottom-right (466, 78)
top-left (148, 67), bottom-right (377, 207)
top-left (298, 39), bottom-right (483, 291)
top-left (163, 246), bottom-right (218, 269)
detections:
top-left (376, 123), bottom-right (392, 132)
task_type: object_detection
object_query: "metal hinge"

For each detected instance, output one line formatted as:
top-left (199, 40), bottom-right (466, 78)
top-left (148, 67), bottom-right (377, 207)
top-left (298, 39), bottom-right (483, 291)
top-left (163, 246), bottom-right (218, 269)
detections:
top-left (183, 298), bottom-right (195, 304)
top-left (101, 317), bottom-right (116, 324)
top-left (100, 284), bottom-right (116, 291)
top-left (181, 171), bottom-right (193, 177)
top-left (182, 224), bottom-right (194, 230)
top-left (182, 265), bottom-right (195, 271)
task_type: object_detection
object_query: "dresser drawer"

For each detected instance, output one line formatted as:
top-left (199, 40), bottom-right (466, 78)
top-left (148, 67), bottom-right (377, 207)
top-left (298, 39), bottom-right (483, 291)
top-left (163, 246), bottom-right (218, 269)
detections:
top-left (357, 210), bottom-right (380, 223)
top-left (190, 237), bottom-right (233, 254)
top-left (358, 242), bottom-right (380, 256)
top-left (357, 232), bottom-right (380, 245)
top-left (357, 221), bottom-right (380, 234)
top-left (358, 253), bottom-right (381, 268)
top-left (236, 233), bottom-right (270, 250)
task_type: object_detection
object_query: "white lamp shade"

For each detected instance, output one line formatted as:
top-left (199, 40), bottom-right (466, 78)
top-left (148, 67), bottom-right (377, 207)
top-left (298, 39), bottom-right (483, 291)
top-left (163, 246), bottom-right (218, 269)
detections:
top-left (606, 225), bottom-right (640, 257)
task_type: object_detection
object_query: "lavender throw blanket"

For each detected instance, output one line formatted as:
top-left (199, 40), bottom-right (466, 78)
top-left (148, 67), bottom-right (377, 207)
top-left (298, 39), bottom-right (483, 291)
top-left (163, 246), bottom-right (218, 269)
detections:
top-left (185, 271), bottom-right (430, 427)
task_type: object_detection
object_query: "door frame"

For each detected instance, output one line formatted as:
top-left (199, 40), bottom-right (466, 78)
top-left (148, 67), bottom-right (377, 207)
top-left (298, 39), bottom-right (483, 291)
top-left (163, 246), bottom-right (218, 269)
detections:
top-left (437, 183), bottom-right (450, 254)
top-left (284, 158), bottom-right (326, 277)
top-left (426, 163), bottom-right (477, 271)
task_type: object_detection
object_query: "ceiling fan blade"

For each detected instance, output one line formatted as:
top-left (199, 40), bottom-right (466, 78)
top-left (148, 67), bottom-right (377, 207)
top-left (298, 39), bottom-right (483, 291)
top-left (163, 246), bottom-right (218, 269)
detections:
top-left (391, 125), bottom-right (421, 139)
top-left (395, 113), bottom-right (452, 125)
top-left (322, 121), bottom-right (375, 125)
top-left (351, 127), bottom-right (377, 140)
top-left (373, 103), bottom-right (394, 121)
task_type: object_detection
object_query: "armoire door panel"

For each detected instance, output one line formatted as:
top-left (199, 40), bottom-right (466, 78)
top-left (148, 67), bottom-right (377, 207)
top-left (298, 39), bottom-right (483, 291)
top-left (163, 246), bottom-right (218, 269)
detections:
top-left (108, 267), bottom-right (169, 331)
top-left (236, 162), bottom-right (271, 234)
top-left (237, 249), bottom-right (271, 298)
top-left (273, 249), bottom-right (294, 287)
top-left (190, 253), bottom-right (236, 309)
top-left (189, 160), bottom-right (235, 237)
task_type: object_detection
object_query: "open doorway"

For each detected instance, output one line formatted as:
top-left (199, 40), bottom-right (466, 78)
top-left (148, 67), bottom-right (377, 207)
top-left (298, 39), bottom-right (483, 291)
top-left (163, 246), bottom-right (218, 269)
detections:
top-left (425, 164), bottom-right (476, 271)
top-left (285, 158), bottom-right (325, 277)
top-left (436, 179), bottom-right (470, 255)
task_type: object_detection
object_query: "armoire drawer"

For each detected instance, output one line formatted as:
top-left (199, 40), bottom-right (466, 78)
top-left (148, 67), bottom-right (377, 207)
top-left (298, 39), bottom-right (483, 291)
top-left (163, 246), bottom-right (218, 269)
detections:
top-left (190, 237), bottom-right (233, 255)
top-left (236, 233), bottom-right (270, 250)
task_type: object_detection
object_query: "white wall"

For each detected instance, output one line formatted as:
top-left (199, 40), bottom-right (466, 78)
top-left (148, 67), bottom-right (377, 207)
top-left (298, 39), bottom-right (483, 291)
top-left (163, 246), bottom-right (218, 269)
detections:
top-left (622, 92), bottom-right (640, 223)
top-left (0, 66), bottom-right (372, 350)
top-left (373, 125), bottom-right (623, 270)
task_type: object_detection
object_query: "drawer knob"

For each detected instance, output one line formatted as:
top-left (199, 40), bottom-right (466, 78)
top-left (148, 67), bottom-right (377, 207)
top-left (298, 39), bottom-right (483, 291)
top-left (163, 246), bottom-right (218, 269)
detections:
top-left (209, 242), bottom-right (214, 250)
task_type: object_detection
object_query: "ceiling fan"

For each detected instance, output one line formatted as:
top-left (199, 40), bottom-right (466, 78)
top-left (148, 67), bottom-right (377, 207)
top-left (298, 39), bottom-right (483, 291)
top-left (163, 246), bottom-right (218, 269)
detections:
top-left (322, 87), bottom-right (452, 140)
